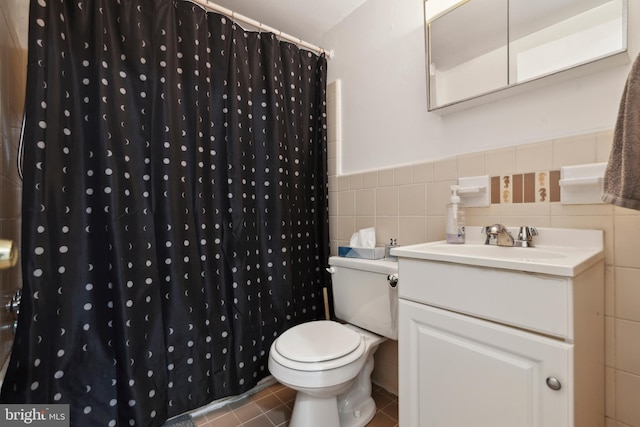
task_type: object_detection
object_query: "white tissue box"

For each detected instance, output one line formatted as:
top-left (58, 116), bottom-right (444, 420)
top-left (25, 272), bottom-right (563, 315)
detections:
top-left (338, 246), bottom-right (386, 259)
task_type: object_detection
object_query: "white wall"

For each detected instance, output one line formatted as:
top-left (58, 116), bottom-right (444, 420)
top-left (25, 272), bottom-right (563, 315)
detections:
top-left (320, 0), bottom-right (639, 175)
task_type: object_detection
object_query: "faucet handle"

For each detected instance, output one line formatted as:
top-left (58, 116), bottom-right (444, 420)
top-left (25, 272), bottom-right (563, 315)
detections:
top-left (517, 226), bottom-right (537, 239)
top-left (481, 226), bottom-right (490, 244)
top-left (482, 224), bottom-right (506, 245)
top-left (482, 224), bottom-right (503, 235)
top-left (515, 226), bottom-right (538, 247)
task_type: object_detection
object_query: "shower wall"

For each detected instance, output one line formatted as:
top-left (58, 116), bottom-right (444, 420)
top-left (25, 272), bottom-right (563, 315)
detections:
top-left (0, 0), bottom-right (28, 368)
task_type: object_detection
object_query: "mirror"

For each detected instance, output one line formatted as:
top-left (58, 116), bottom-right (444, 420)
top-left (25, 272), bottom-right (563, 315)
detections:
top-left (426, 0), bottom-right (628, 112)
top-left (428, 0), bottom-right (507, 108)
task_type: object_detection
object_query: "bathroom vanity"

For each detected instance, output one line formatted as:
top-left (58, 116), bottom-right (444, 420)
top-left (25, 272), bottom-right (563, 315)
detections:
top-left (392, 227), bottom-right (604, 427)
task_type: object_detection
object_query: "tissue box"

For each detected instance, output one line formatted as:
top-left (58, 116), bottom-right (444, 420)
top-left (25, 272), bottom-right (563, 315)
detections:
top-left (338, 246), bottom-right (386, 259)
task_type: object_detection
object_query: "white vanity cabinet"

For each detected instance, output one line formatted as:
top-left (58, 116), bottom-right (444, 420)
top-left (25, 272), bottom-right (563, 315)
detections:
top-left (393, 228), bottom-right (605, 427)
top-left (400, 300), bottom-right (573, 426)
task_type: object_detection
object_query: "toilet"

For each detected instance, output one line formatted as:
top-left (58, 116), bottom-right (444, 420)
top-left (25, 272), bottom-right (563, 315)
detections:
top-left (268, 256), bottom-right (398, 427)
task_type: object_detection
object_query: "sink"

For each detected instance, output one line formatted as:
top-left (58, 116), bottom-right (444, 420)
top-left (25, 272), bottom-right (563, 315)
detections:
top-left (426, 244), bottom-right (565, 260)
top-left (390, 226), bottom-right (604, 276)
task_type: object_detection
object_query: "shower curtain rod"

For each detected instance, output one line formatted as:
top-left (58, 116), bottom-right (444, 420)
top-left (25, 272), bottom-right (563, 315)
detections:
top-left (184, 0), bottom-right (335, 59)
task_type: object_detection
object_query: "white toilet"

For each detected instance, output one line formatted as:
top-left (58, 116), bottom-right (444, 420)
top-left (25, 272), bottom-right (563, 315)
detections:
top-left (268, 256), bottom-right (398, 427)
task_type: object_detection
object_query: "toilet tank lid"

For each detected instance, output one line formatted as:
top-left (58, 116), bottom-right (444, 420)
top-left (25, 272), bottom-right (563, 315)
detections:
top-left (328, 256), bottom-right (398, 274)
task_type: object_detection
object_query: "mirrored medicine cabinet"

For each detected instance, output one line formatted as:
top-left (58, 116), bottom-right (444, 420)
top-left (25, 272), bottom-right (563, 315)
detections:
top-left (425, 0), bottom-right (629, 113)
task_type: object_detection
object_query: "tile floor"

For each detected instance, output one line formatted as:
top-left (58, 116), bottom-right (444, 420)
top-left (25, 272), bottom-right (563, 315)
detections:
top-left (192, 382), bottom-right (398, 427)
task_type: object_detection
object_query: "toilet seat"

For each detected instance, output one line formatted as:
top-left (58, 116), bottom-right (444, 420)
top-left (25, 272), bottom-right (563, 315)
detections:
top-left (271, 321), bottom-right (366, 371)
top-left (276, 321), bottom-right (361, 362)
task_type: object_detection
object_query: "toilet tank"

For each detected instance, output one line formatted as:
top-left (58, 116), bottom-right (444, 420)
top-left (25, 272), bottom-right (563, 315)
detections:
top-left (328, 256), bottom-right (398, 340)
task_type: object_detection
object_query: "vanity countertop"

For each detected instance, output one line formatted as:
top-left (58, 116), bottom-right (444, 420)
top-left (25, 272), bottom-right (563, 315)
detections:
top-left (390, 226), bottom-right (604, 276)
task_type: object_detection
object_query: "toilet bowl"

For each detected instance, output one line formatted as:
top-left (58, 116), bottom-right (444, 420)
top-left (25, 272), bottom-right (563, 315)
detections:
top-left (268, 256), bottom-right (398, 427)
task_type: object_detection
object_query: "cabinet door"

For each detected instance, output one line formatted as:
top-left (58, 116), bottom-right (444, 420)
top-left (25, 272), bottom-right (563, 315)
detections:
top-left (399, 299), bottom-right (573, 427)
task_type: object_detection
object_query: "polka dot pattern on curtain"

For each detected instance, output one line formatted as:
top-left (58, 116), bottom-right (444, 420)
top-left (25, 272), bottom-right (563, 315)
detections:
top-left (0, 1), bottom-right (330, 426)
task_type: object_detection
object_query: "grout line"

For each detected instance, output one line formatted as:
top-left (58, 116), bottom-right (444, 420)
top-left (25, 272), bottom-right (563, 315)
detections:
top-left (193, 382), bottom-right (399, 426)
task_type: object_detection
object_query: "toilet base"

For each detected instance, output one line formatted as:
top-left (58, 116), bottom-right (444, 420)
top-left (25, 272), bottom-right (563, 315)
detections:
top-left (339, 396), bottom-right (376, 427)
top-left (337, 339), bottom-right (378, 427)
top-left (289, 393), bottom-right (340, 427)
top-left (288, 337), bottom-right (382, 427)
top-left (288, 392), bottom-right (376, 427)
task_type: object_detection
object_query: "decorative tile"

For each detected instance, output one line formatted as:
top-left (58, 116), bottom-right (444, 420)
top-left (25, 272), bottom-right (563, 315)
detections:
top-left (512, 174), bottom-right (523, 203)
top-left (536, 171), bottom-right (549, 203)
top-left (490, 170), bottom-right (560, 205)
top-left (524, 172), bottom-right (536, 203)
top-left (549, 170), bottom-right (561, 202)
top-left (491, 176), bottom-right (501, 204)
top-left (500, 175), bottom-right (512, 204)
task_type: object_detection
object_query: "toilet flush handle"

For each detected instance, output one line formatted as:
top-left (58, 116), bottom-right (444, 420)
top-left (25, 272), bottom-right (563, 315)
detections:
top-left (326, 267), bottom-right (336, 274)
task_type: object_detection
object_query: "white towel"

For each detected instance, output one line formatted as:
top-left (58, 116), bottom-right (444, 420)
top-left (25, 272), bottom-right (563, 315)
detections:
top-left (602, 53), bottom-right (640, 210)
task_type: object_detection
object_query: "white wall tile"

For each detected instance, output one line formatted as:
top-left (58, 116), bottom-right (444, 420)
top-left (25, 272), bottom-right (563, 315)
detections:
top-left (616, 370), bottom-right (640, 427)
top-left (328, 132), bottom-right (640, 427)
top-left (616, 319), bottom-right (640, 376)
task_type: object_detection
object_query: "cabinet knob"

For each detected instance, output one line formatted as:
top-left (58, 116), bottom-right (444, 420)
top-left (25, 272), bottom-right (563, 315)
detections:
top-left (546, 377), bottom-right (562, 391)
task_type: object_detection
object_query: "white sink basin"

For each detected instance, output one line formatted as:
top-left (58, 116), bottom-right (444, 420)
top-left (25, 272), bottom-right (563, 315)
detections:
top-left (390, 227), bottom-right (604, 276)
top-left (426, 243), bottom-right (565, 260)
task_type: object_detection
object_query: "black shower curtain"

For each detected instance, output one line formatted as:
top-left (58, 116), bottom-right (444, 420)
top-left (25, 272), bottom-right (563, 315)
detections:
top-left (1, 1), bottom-right (329, 425)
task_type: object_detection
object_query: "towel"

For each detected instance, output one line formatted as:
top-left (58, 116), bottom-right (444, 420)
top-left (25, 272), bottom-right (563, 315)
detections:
top-left (602, 53), bottom-right (640, 210)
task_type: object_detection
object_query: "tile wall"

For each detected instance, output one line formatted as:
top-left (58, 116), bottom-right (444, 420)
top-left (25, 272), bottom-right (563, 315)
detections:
top-left (3, 5), bottom-right (638, 425)
top-left (0, 0), bottom-right (28, 365)
top-left (328, 130), bottom-right (640, 427)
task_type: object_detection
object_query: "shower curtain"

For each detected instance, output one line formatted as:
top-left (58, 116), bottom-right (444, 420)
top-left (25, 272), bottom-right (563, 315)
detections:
top-left (0, 1), bottom-right (329, 426)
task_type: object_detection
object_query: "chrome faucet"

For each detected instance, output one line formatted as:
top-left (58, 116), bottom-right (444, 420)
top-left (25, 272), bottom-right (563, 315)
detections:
top-left (514, 226), bottom-right (538, 247)
top-left (482, 224), bottom-right (514, 247)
